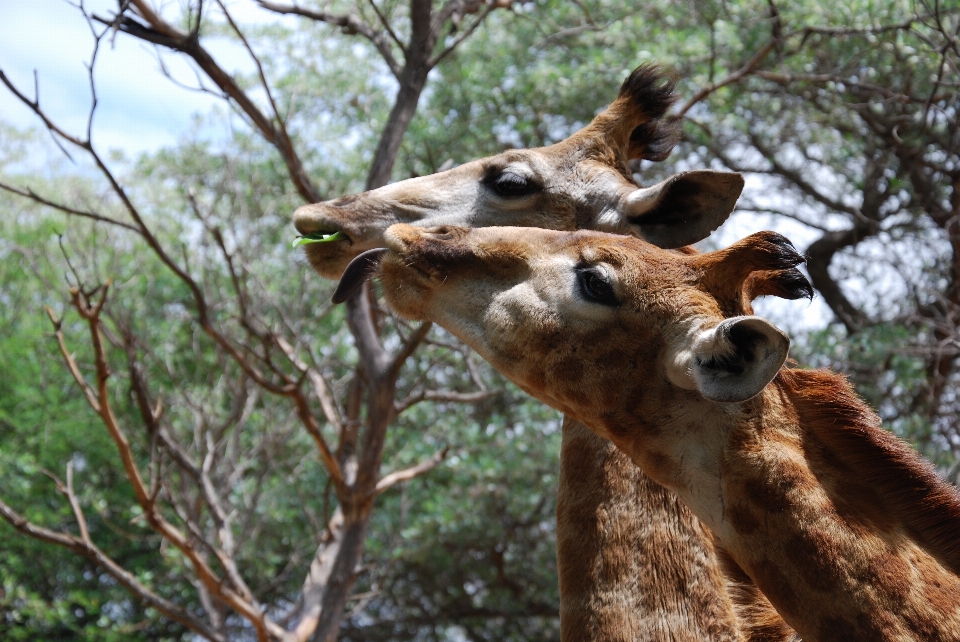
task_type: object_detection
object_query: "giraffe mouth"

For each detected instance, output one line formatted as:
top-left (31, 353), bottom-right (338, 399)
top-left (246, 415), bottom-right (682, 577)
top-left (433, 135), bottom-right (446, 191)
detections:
top-left (331, 248), bottom-right (389, 303)
top-left (292, 230), bottom-right (350, 247)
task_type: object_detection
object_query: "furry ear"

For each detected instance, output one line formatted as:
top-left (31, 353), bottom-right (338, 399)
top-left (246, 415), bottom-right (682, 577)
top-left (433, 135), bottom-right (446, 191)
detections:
top-left (620, 171), bottom-right (744, 248)
top-left (666, 316), bottom-right (789, 402)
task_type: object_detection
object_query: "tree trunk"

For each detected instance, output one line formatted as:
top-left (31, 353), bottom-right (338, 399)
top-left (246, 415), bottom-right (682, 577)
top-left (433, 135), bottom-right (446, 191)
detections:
top-left (366, 62), bottom-right (431, 190)
top-left (311, 501), bottom-right (374, 642)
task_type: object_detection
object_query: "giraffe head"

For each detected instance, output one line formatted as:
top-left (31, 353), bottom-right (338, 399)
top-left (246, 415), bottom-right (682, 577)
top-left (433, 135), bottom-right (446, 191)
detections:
top-left (294, 65), bottom-right (744, 278)
top-left (359, 225), bottom-right (810, 447)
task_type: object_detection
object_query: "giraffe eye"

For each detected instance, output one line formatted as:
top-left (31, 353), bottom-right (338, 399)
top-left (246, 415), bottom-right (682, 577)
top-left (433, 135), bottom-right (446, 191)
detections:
top-left (486, 171), bottom-right (540, 198)
top-left (577, 267), bottom-right (618, 306)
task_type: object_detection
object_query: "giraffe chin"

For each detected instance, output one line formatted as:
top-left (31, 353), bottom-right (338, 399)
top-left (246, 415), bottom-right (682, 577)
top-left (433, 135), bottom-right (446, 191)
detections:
top-left (377, 252), bottom-right (440, 322)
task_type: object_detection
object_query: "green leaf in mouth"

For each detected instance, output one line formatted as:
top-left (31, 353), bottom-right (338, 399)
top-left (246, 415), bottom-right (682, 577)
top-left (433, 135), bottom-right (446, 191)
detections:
top-left (292, 231), bottom-right (348, 248)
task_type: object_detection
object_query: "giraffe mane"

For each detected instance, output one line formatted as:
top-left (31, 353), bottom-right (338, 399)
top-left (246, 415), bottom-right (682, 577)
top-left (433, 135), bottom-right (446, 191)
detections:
top-left (777, 367), bottom-right (960, 576)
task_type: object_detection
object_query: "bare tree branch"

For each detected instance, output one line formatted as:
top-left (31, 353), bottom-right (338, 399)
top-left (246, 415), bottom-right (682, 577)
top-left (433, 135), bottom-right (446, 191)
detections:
top-left (364, 0), bottom-right (405, 54)
top-left (430, 5), bottom-right (494, 67)
top-left (217, 0), bottom-right (303, 157)
top-left (0, 180), bottom-right (140, 232)
top-left (45, 305), bottom-right (100, 410)
top-left (374, 447), bottom-right (450, 495)
top-left (395, 388), bottom-right (499, 415)
top-left (678, 39), bottom-right (777, 117)
top-left (95, 0), bottom-right (320, 203)
top-left (754, 70), bottom-right (933, 102)
top-left (255, 0), bottom-right (402, 78)
top-left (49, 286), bottom-right (285, 641)
top-left (388, 321), bottom-right (432, 378)
top-left (0, 496), bottom-right (227, 642)
top-left (274, 336), bottom-right (345, 435)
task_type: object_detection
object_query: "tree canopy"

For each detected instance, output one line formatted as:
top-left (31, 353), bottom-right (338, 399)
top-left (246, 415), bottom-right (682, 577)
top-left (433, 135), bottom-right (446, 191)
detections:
top-left (0, 1), bottom-right (957, 640)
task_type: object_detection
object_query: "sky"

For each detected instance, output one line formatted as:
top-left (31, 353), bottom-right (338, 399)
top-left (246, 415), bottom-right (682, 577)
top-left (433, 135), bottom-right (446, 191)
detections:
top-left (0, 0), bottom-right (266, 157)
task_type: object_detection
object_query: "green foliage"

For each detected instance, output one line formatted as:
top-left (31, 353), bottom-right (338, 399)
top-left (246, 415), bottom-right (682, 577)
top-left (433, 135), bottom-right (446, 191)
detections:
top-left (0, 186), bottom-right (184, 640)
top-left (343, 382), bottom-right (562, 641)
top-left (2, 0), bottom-right (958, 639)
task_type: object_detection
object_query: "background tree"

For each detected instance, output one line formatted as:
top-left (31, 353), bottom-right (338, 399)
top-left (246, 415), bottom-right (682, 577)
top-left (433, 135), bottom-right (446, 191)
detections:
top-left (1, 2), bottom-right (521, 640)
top-left (1, 1), bottom-right (958, 640)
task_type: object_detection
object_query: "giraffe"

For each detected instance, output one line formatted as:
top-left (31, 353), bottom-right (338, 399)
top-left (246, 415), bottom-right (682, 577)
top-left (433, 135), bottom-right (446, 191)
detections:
top-left (296, 66), bottom-right (795, 640)
top-left (359, 222), bottom-right (960, 642)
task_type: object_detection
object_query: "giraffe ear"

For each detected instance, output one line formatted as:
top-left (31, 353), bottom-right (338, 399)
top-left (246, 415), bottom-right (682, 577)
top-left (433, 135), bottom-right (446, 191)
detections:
top-left (621, 171), bottom-right (744, 249)
top-left (666, 316), bottom-right (788, 402)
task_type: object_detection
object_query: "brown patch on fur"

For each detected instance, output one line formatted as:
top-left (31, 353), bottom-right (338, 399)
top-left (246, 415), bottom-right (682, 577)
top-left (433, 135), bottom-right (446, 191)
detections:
top-left (643, 449), bottom-right (679, 482)
top-left (918, 554), bottom-right (960, 615)
top-left (901, 608), bottom-right (943, 641)
top-left (741, 475), bottom-right (791, 513)
top-left (864, 551), bottom-right (911, 601)
top-left (783, 528), bottom-right (846, 592)
top-left (862, 609), bottom-right (903, 639)
top-left (772, 457), bottom-right (817, 494)
top-left (817, 615), bottom-right (858, 640)
top-left (714, 543), bottom-right (799, 642)
top-left (727, 501), bottom-right (762, 533)
top-left (749, 559), bottom-right (800, 623)
top-left (738, 455), bottom-right (817, 514)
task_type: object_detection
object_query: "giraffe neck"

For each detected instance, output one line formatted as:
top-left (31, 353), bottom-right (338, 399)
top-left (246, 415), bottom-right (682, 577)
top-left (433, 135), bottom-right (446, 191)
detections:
top-left (557, 417), bottom-right (746, 641)
top-left (617, 369), bottom-right (960, 641)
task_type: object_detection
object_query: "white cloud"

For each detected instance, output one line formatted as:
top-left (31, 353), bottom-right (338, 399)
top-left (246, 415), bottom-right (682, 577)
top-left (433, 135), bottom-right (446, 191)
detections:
top-left (0, 0), bottom-right (272, 157)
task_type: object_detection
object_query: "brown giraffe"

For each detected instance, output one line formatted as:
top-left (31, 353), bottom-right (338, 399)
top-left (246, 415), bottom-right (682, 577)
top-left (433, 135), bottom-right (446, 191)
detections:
top-left (357, 222), bottom-right (960, 642)
top-left (296, 66), bottom-right (795, 640)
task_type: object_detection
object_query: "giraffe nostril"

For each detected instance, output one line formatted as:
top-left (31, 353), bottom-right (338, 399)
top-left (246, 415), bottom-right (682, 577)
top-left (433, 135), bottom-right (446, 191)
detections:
top-left (331, 194), bottom-right (361, 207)
top-left (423, 226), bottom-right (459, 241)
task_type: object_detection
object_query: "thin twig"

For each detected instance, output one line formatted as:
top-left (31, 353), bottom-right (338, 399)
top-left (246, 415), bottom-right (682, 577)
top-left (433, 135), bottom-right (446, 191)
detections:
top-left (374, 447), bottom-right (450, 495)
top-left (395, 388), bottom-right (499, 415)
top-left (0, 181), bottom-right (140, 232)
top-left (678, 39), bottom-right (777, 117)
top-left (255, 0), bottom-right (402, 77)
top-left (0, 497), bottom-right (227, 641)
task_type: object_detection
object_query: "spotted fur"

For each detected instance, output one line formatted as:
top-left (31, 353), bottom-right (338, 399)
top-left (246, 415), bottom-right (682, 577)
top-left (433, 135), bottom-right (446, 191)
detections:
top-left (379, 224), bottom-right (960, 642)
